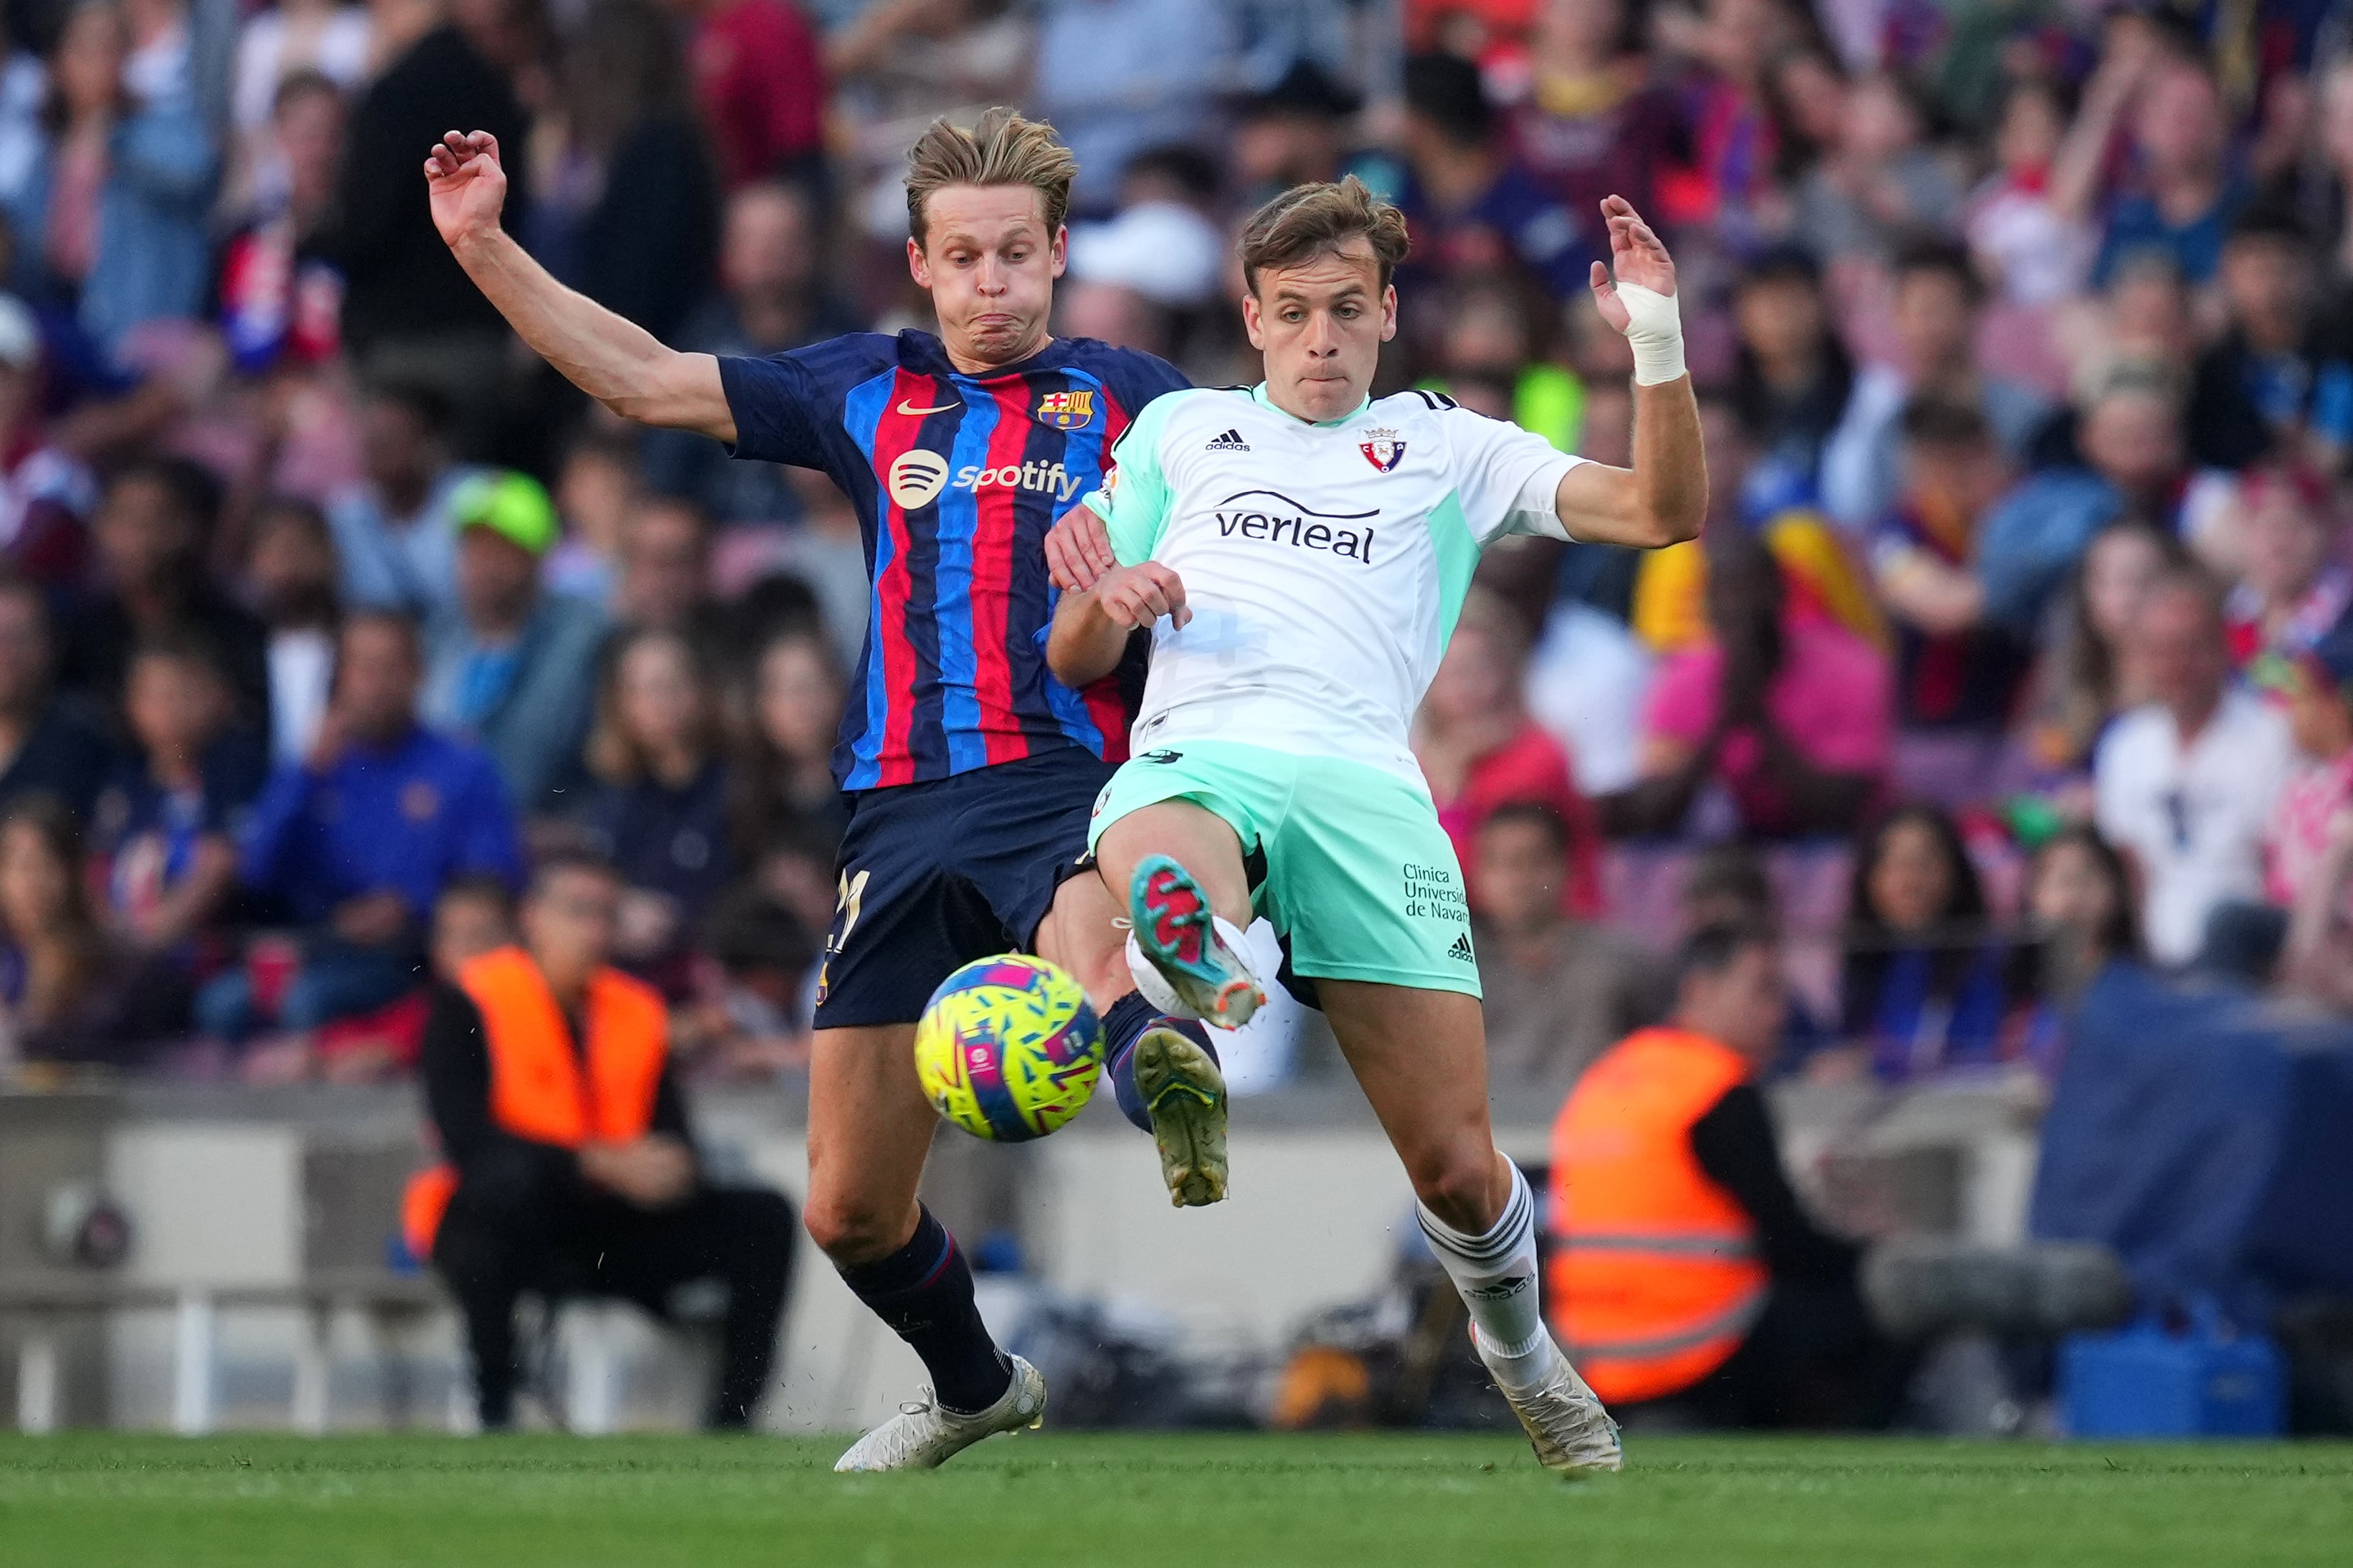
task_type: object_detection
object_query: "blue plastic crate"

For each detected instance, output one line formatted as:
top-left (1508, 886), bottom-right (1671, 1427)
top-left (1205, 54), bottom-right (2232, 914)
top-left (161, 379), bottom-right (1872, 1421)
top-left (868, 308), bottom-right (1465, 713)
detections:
top-left (2060, 1303), bottom-right (2286, 1439)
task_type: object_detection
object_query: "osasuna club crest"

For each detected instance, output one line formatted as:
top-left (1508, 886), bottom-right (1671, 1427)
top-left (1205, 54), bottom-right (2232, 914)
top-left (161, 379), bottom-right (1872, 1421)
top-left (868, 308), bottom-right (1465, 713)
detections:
top-left (1360, 427), bottom-right (1406, 472)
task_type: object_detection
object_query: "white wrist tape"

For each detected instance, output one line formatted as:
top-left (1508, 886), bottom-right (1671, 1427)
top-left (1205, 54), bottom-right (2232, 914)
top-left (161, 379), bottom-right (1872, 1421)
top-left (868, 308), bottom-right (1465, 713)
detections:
top-left (1616, 280), bottom-right (1686, 386)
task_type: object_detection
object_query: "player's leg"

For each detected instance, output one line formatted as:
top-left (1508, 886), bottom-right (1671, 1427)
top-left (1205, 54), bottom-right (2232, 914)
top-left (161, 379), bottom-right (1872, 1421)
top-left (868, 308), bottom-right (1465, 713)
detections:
top-left (1278, 761), bottom-right (1620, 1476)
top-left (1317, 979), bottom-right (1619, 1476)
top-left (1094, 794), bottom-right (1267, 1027)
top-left (804, 792), bottom-right (1042, 1468)
top-left (980, 749), bottom-right (1232, 1204)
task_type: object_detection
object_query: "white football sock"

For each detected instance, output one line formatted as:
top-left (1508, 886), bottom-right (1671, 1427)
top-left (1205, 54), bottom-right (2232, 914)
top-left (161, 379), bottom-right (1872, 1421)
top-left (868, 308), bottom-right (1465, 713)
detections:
top-left (1416, 1160), bottom-right (1553, 1386)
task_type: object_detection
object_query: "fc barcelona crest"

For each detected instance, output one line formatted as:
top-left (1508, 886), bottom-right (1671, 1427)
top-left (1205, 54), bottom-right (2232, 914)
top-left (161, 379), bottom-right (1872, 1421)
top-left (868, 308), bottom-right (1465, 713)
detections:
top-left (1034, 389), bottom-right (1096, 429)
top-left (1360, 428), bottom-right (1406, 472)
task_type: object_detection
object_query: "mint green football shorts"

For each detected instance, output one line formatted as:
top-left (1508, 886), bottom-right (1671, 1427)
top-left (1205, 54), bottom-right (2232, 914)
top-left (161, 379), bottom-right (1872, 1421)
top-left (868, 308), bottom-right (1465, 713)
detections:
top-left (1087, 739), bottom-right (1481, 999)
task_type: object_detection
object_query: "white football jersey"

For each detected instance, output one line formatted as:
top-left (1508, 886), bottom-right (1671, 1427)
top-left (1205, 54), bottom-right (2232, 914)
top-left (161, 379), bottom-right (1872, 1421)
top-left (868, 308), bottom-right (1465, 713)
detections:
top-left (1084, 384), bottom-right (1585, 784)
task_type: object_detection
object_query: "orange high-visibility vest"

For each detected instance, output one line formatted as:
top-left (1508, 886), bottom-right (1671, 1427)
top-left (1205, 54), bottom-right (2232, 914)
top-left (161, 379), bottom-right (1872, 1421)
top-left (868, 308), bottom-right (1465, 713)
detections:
top-left (399, 946), bottom-right (670, 1260)
top-left (1546, 1026), bottom-right (1769, 1405)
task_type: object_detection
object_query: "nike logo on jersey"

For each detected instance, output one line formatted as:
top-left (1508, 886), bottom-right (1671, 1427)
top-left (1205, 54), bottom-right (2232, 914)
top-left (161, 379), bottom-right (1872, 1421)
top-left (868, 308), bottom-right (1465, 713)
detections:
top-left (895, 398), bottom-right (962, 416)
top-left (1204, 429), bottom-right (1250, 451)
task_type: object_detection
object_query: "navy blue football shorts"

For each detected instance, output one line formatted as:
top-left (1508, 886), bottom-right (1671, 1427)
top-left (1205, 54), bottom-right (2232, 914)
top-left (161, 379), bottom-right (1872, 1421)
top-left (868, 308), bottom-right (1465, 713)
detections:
top-left (811, 747), bottom-right (1115, 1030)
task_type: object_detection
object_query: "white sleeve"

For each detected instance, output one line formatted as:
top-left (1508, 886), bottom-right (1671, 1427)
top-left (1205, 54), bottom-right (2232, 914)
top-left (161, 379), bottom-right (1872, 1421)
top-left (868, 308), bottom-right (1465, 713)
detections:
top-left (1443, 405), bottom-right (1586, 545)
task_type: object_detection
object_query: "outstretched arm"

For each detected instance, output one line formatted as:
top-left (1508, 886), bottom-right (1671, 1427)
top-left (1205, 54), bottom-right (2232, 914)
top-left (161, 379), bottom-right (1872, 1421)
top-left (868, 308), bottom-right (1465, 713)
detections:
top-left (1553, 197), bottom-right (1705, 549)
top-left (425, 131), bottom-right (734, 442)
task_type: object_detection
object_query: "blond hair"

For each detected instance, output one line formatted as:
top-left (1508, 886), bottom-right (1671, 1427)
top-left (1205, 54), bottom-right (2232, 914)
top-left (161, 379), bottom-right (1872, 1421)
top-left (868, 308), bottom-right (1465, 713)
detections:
top-left (904, 108), bottom-right (1078, 245)
top-left (1236, 176), bottom-right (1411, 295)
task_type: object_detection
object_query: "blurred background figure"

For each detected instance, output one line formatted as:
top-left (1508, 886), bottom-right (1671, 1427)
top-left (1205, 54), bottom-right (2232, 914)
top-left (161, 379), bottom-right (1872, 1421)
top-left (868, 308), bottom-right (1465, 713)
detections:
top-left (412, 851), bottom-right (795, 1430)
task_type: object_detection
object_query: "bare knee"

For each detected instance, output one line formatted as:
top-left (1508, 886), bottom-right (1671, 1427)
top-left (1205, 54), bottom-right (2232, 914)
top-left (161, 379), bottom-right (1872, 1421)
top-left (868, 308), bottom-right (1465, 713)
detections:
top-left (1407, 1141), bottom-right (1505, 1235)
top-left (801, 1188), bottom-right (917, 1268)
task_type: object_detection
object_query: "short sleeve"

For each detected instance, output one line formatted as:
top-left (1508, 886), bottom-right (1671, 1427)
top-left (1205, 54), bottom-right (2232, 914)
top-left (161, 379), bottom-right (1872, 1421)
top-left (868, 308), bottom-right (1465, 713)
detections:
top-left (1443, 406), bottom-right (1584, 545)
top-left (716, 352), bottom-right (829, 468)
top-left (1081, 392), bottom-right (1185, 566)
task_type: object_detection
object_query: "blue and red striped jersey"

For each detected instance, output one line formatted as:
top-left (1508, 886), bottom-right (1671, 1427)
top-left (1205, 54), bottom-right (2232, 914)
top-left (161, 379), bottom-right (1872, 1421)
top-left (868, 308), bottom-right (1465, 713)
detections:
top-left (719, 331), bottom-right (1188, 792)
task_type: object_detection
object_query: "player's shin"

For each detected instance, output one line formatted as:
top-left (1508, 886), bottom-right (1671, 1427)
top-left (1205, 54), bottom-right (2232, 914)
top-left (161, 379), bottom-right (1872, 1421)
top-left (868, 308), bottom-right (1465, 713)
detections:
top-left (1416, 1158), bottom-right (1551, 1385)
top-left (835, 1204), bottom-right (1013, 1414)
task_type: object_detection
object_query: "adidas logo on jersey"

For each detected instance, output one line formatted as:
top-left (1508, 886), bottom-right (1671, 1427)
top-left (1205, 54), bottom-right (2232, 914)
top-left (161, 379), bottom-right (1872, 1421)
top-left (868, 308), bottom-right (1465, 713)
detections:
top-left (1447, 932), bottom-right (1476, 964)
top-left (1204, 429), bottom-right (1251, 451)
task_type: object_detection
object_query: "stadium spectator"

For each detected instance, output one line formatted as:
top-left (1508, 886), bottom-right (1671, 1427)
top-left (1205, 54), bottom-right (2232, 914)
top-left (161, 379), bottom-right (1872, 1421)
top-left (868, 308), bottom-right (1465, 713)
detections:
top-left (1977, 364), bottom-right (2191, 642)
top-left (2013, 825), bottom-right (2141, 1072)
top-left (227, 0), bottom-right (370, 151)
top-left (538, 0), bottom-right (720, 348)
top-left (1965, 78), bottom-right (2096, 310)
top-left (729, 624), bottom-right (846, 857)
top-left (326, 0), bottom-right (530, 422)
top-left (1549, 921), bottom-right (1898, 1429)
top-left (1840, 805), bottom-right (2015, 1083)
top-left (640, 179), bottom-right (863, 526)
top-left (671, 0), bottom-right (826, 191)
top-left (1415, 586), bottom-right (1599, 914)
top-left (308, 871), bottom-right (521, 1084)
top-left (608, 494), bottom-right (713, 637)
top-left (88, 632), bottom-right (268, 959)
top-left (0, 579), bottom-right (108, 821)
top-left (0, 792), bottom-right (189, 1065)
top-left (546, 429), bottom-right (638, 607)
top-left (2187, 211), bottom-right (2352, 471)
top-left (1611, 531), bottom-right (1891, 839)
top-left (1867, 401), bottom-right (2030, 797)
top-left (2267, 622), bottom-right (2353, 1009)
top-left (1791, 72), bottom-right (1964, 270)
top-left (1728, 249), bottom-right (1854, 498)
top-left (3, 0), bottom-right (219, 360)
top-left (411, 850), bottom-right (797, 1430)
top-left (0, 295), bottom-right (93, 586)
top-left (2080, 51), bottom-right (2245, 290)
top-left (2094, 567), bottom-right (2296, 966)
top-left (1500, 0), bottom-right (1677, 227)
top-left (572, 627), bottom-right (732, 992)
top-left (244, 498), bottom-right (340, 768)
top-left (216, 69), bottom-right (349, 376)
top-left (1030, 0), bottom-right (1233, 211)
top-left (1820, 242), bottom-right (2049, 533)
top-left (422, 472), bottom-right (606, 810)
top-left (63, 457), bottom-right (270, 726)
top-left (666, 882), bottom-right (814, 1077)
top-left (326, 381), bottom-right (475, 623)
top-left (1227, 59), bottom-right (1358, 207)
top-left (1470, 801), bottom-right (1663, 1105)
top-left (1393, 52), bottom-right (1591, 308)
top-left (200, 610), bottom-right (522, 1050)
top-left (2011, 519), bottom-right (2187, 784)
top-left (2222, 465), bottom-right (2351, 676)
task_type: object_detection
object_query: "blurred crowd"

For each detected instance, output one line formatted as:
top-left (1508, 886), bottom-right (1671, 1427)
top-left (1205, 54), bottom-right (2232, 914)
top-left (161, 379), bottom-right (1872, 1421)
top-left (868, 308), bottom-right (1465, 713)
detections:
top-left (1, 0), bottom-right (2350, 1106)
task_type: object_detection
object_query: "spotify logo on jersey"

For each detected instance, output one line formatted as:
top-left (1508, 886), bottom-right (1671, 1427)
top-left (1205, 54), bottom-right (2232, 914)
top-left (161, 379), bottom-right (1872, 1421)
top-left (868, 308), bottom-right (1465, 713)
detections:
top-left (888, 450), bottom-right (950, 508)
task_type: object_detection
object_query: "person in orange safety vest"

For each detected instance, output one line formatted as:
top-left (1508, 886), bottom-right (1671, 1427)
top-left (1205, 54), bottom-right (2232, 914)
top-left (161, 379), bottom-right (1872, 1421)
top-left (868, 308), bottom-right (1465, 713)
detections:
top-left (405, 851), bottom-right (795, 1430)
top-left (1548, 920), bottom-right (1903, 1427)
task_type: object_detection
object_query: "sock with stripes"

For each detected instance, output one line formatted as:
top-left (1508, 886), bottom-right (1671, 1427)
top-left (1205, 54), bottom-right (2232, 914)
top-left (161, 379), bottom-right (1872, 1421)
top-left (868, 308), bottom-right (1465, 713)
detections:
top-left (835, 1204), bottom-right (1011, 1415)
top-left (1100, 990), bottom-right (1218, 1134)
top-left (1416, 1159), bottom-right (1551, 1387)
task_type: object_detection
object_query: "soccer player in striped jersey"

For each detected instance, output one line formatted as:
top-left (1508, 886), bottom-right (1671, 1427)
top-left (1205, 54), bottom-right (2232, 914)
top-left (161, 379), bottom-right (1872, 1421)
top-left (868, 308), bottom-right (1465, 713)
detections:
top-left (1043, 181), bottom-right (1706, 1476)
top-left (426, 110), bottom-right (1228, 1470)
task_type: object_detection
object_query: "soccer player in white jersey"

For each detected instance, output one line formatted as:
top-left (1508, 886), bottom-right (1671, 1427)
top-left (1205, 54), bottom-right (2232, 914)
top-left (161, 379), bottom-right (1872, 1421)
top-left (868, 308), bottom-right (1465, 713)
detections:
top-left (1041, 179), bottom-right (1704, 1476)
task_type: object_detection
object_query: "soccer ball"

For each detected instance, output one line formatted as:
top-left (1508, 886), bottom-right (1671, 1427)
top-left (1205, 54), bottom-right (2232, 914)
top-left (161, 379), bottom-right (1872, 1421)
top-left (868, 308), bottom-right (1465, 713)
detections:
top-left (913, 954), bottom-right (1105, 1141)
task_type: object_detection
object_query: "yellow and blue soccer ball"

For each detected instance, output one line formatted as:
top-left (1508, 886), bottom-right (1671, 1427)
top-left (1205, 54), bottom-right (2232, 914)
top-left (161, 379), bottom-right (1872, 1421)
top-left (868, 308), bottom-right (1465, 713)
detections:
top-left (914, 954), bottom-right (1105, 1141)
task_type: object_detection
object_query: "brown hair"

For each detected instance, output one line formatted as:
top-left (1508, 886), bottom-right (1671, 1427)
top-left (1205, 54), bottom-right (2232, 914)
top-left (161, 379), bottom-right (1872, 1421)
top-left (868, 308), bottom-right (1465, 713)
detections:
top-left (1236, 176), bottom-right (1411, 296)
top-left (904, 108), bottom-right (1077, 246)
top-left (586, 627), bottom-right (719, 787)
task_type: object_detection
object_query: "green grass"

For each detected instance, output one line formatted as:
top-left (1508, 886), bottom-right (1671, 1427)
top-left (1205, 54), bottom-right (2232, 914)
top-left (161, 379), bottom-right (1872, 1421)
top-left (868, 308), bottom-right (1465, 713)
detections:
top-left (0, 1432), bottom-right (2347, 1567)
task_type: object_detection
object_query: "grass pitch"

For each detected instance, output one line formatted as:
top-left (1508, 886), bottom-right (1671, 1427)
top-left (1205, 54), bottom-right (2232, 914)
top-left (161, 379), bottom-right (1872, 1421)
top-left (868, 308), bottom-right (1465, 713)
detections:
top-left (1, 1431), bottom-right (2346, 1567)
